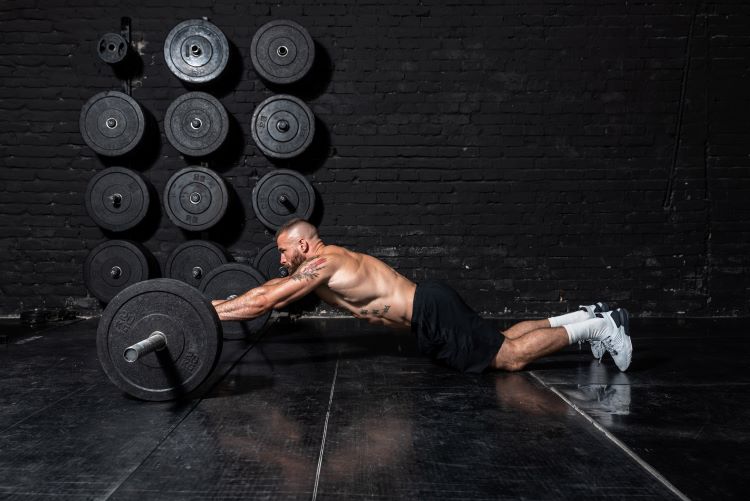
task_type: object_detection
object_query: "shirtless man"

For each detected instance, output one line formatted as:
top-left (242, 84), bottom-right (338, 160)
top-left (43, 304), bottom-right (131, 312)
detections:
top-left (213, 219), bottom-right (633, 373)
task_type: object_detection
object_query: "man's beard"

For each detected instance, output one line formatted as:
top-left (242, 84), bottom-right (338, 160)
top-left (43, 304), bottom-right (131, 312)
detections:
top-left (284, 251), bottom-right (306, 274)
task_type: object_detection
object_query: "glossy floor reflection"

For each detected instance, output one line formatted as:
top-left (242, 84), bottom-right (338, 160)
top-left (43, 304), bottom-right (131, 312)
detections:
top-left (0, 316), bottom-right (748, 499)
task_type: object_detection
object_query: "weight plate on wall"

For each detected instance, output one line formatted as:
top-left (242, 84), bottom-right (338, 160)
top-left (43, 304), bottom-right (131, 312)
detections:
top-left (164, 19), bottom-right (229, 83)
top-left (164, 240), bottom-right (230, 289)
top-left (250, 19), bottom-right (314, 84)
top-left (80, 91), bottom-right (145, 157)
top-left (163, 166), bottom-right (228, 231)
top-left (250, 94), bottom-right (315, 159)
top-left (254, 242), bottom-right (288, 280)
top-left (251, 169), bottom-right (316, 230)
top-left (97, 278), bottom-right (222, 401)
top-left (97, 32), bottom-right (128, 64)
top-left (84, 240), bottom-right (151, 303)
top-left (199, 263), bottom-right (271, 340)
top-left (84, 167), bottom-right (150, 232)
top-left (164, 92), bottom-right (229, 157)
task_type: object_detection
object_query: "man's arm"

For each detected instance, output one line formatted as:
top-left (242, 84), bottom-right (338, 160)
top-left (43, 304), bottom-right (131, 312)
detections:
top-left (213, 256), bottom-right (334, 321)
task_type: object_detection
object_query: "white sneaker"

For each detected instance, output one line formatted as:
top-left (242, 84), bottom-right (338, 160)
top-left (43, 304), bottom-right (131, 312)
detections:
top-left (579, 302), bottom-right (609, 360)
top-left (596, 308), bottom-right (633, 371)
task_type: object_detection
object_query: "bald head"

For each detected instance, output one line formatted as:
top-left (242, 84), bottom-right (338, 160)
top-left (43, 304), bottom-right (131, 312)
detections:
top-left (275, 219), bottom-right (324, 274)
top-left (275, 218), bottom-right (319, 241)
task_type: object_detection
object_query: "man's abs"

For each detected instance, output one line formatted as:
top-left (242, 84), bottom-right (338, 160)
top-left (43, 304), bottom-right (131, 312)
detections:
top-left (314, 246), bottom-right (417, 329)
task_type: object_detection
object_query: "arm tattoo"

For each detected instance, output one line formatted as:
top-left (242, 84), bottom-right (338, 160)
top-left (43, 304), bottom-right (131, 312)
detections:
top-left (290, 256), bottom-right (327, 283)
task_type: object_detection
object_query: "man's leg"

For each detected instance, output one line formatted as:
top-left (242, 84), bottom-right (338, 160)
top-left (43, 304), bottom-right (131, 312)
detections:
top-left (492, 309), bottom-right (632, 372)
top-left (492, 327), bottom-right (569, 371)
top-left (502, 302), bottom-right (608, 340)
top-left (502, 319), bottom-right (549, 339)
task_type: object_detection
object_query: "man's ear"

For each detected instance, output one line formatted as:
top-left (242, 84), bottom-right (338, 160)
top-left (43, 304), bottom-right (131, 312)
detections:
top-left (299, 239), bottom-right (309, 253)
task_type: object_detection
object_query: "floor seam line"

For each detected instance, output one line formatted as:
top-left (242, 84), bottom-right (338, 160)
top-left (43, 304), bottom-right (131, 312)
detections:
top-left (0, 384), bottom-right (96, 435)
top-left (528, 371), bottom-right (691, 501)
top-left (312, 358), bottom-right (339, 501)
top-left (98, 399), bottom-right (202, 501)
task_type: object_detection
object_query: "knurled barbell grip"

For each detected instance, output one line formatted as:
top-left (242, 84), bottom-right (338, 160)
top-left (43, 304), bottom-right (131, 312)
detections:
top-left (123, 331), bottom-right (167, 363)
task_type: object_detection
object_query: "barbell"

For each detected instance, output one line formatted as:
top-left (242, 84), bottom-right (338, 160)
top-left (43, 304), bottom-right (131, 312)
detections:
top-left (98, 275), bottom-right (270, 401)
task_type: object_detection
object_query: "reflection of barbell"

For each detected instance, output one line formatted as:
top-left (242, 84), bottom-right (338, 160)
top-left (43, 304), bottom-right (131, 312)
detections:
top-left (97, 277), bottom-right (270, 401)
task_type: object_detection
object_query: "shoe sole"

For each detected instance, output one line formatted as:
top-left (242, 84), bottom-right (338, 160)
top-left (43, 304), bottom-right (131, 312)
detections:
top-left (610, 308), bottom-right (632, 371)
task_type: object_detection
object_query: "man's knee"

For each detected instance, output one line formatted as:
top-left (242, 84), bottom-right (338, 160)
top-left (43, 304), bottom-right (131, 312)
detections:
top-left (491, 340), bottom-right (528, 372)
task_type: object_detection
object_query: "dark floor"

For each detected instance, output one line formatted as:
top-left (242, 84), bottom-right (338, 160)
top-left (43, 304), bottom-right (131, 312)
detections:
top-left (1, 316), bottom-right (748, 500)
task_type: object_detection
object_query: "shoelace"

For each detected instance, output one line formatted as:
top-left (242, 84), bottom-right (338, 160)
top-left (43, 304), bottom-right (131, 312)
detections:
top-left (600, 333), bottom-right (619, 356)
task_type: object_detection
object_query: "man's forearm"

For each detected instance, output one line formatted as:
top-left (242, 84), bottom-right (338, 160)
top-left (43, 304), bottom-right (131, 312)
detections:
top-left (214, 288), bottom-right (271, 321)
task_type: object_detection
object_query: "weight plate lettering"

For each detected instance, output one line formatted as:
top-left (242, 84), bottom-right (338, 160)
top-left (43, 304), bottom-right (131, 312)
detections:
top-left (250, 19), bottom-right (314, 84)
top-left (80, 91), bottom-right (145, 157)
top-left (199, 263), bottom-right (271, 340)
top-left (84, 240), bottom-right (151, 303)
top-left (98, 32), bottom-right (128, 64)
top-left (97, 278), bottom-right (222, 401)
top-left (165, 240), bottom-right (230, 288)
top-left (164, 92), bottom-right (229, 157)
top-left (164, 166), bottom-right (228, 231)
top-left (164, 19), bottom-right (229, 83)
top-left (84, 167), bottom-right (150, 232)
top-left (254, 242), bottom-right (288, 280)
top-left (252, 169), bottom-right (316, 230)
top-left (251, 94), bottom-right (315, 159)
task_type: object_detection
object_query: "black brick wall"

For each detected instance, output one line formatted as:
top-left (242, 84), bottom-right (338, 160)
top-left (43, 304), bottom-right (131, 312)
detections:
top-left (1, 0), bottom-right (748, 317)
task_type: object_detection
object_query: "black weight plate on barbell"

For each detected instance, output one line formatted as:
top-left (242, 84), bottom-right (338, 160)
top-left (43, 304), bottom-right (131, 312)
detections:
top-left (97, 32), bottom-right (128, 64)
top-left (163, 166), bottom-right (228, 231)
top-left (84, 167), bottom-right (150, 232)
top-left (80, 91), bottom-right (145, 157)
top-left (254, 242), bottom-right (289, 280)
top-left (250, 19), bottom-right (314, 84)
top-left (164, 240), bottom-right (230, 289)
top-left (199, 263), bottom-right (271, 340)
top-left (164, 19), bottom-right (229, 83)
top-left (84, 240), bottom-right (151, 303)
top-left (250, 94), bottom-right (315, 159)
top-left (97, 278), bottom-right (222, 401)
top-left (164, 92), bottom-right (229, 157)
top-left (252, 169), bottom-right (316, 230)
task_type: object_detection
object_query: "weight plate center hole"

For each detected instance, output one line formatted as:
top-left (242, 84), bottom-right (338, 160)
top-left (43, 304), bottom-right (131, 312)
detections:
top-left (110, 266), bottom-right (122, 279)
top-left (111, 193), bottom-right (123, 208)
top-left (106, 117), bottom-right (118, 129)
top-left (189, 192), bottom-right (202, 204)
top-left (277, 45), bottom-right (289, 57)
top-left (276, 119), bottom-right (290, 133)
top-left (190, 117), bottom-right (203, 130)
top-left (191, 45), bottom-right (202, 56)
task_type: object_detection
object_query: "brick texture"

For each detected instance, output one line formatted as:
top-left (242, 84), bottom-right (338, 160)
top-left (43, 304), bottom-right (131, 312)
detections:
top-left (0, 0), bottom-right (748, 317)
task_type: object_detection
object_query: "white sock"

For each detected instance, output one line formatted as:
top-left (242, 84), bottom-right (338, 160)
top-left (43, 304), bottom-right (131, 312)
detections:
top-left (548, 309), bottom-right (591, 327)
top-left (563, 318), bottom-right (607, 344)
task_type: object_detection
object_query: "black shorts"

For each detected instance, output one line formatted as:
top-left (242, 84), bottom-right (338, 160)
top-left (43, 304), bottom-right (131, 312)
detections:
top-left (410, 281), bottom-right (503, 373)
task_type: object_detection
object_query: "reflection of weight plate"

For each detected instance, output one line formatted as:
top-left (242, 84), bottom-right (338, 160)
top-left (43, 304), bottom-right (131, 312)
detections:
top-left (84, 240), bottom-right (152, 303)
top-left (97, 278), bottom-right (222, 401)
top-left (250, 19), bottom-right (314, 84)
top-left (252, 169), bottom-right (316, 230)
top-left (163, 166), bottom-right (228, 231)
top-left (254, 242), bottom-right (288, 280)
top-left (164, 240), bottom-right (230, 289)
top-left (199, 263), bottom-right (271, 340)
top-left (164, 92), bottom-right (229, 157)
top-left (84, 167), bottom-right (150, 232)
top-left (80, 91), bottom-right (145, 157)
top-left (251, 94), bottom-right (315, 159)
top-left (97, 32), bottom-right (128, 64)
top-left (164, 19), bottom-right (229, 83)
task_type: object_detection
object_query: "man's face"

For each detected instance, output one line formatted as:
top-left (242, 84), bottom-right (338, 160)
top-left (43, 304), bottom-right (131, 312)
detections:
top-left (277, 233), bottom-right (306, 274)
